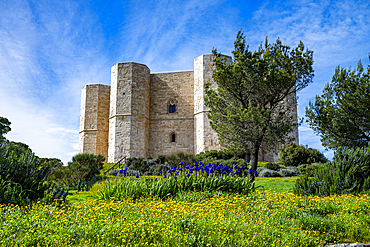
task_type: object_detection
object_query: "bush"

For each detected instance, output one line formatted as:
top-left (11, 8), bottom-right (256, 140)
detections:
top-left (258, 168), bottom-right (282, 177)
top-left (279, 143), bottom-right (328, 166)
top-left (195, 150), bottom-right (240, 162)
top-left (68, 153), bottom-right (105, 183)
top-left (122, 156), bottom-right (171, 176)
top-left (298, 163), bottom-right (324, 177)
top-left (279, 167), bottom-right (300, 177)
top-left (165, 152), bottom-right (198, 167)
top-left (294, 146), bottom-right (370, 196)
top-left (264, 162), bottom-right (281, 171)
top-left (0, 143), bottom-right (51, 205)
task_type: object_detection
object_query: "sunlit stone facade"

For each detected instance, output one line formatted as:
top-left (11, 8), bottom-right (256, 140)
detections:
top-left (78, 54), bottom-right (299, 163)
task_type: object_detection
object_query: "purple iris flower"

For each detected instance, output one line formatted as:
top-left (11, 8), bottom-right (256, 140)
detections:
top-left (164, 174), bottom-right (167, 178)
top-left (254, 170), bottom-right (258, 175)
top-left (248, 169), bottom-right (253, 174)
top-left (241, 165), bottom-right (245, 170)
top-left (229, 168), bottom-right (233, 172)
top-left (155, 178), bottom-right (157, 181)
top-left (234, 164), bottom-right (238, 169)
top-left (186, 173), bottom-right (191, 177)
top-left (175, 171), bottom-right (179, 176)
top-left (119, 169), bottom-right (124, 174)
top-left (186, 164), bottom-right (190, 169)
top-left (158, 171), bottom-right (162, 175)
top-left (136, 173), bottom-right (139, 178)
top-left (179, 162), bottom-right (183, 165)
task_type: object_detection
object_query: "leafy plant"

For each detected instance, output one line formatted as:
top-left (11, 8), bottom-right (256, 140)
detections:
top-left (0, 142), bottom-right (51, 204)
top-left (98, 161), bottom-right (253, 201)
top-left (279, 143), bottom-right (328, 166)
top-left (298, 163), bottom-right (324, 177)
top-left (306, 55), bottom-right (370, 149)
top-left (294, 146), bottom-right (370, 196)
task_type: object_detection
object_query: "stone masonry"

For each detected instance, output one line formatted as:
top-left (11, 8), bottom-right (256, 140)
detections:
top-left (78, 54), bottom-right (299, 163)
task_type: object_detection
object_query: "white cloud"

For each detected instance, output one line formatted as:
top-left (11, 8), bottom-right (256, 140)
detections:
top-left (0, 0), bottom-right (109, 164)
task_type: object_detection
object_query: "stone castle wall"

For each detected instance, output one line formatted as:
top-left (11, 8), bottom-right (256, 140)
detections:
top-left (107, 63), bottom-right (150, 163)
top-left (78, 54), bottom-right (298, 163)
top-left (194, 54), bottom-right (232, 154)
top-left (78, 84), bottom-right (110, 161)
top-left (149, 71), bottom-right (194, 157)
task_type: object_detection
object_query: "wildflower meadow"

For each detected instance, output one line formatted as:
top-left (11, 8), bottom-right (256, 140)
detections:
top-left (1, 161), bottom-right (370, 246)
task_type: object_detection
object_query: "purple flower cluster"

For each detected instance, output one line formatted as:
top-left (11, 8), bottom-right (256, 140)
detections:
top-left (118, 168), bottom-right (128, 176)
top-left (156, 161), bottom-right (258, 179)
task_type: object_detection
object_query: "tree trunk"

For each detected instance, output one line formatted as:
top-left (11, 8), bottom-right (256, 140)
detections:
top-left (248, 143), bottom-right (261, 185)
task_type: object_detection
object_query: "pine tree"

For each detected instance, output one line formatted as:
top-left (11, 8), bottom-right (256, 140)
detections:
top-left (205, 30), bottom-right (314, 182)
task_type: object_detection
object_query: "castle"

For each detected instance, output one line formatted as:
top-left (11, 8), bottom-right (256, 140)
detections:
top-left (78, 54), bottom-right (299, 163)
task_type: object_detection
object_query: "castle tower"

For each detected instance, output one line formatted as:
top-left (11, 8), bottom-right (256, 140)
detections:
top-left (194, 54), bottom-right (232, 153)
top-left (107, 62), bottom-right (150, 163)
top-left (78, 84), bottom-right (110, 161)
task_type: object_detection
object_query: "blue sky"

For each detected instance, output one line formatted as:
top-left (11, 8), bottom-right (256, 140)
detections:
top-left (0, 0), bottom-right (369, 164)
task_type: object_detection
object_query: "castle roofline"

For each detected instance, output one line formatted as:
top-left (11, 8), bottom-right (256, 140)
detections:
top-left (113, 62), bottom-right (149, 69)
top-left (151, 70), bottom-right (193, 75)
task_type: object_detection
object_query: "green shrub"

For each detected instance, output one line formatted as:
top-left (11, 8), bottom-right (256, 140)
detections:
top-left (264, 162), bottom-right (281, 171)
top-left (165, 152), bottom-right (198, 166)
top-left (258, 168), bottom-right (282, 177)
top-left (298, 163), bottom-right (324, 177)
top-left (68, 153), bottom-right (105, 182)
top-left (0, 143), bottom-right (51, 204)
top-left (294, 146), bottom-right (370, 196)
top-left (279, 167), bottom-right (300, 177)
top-left (195, 150), bottom-right (239, 162)
top-left (279, 143), bottom-right (328, 166)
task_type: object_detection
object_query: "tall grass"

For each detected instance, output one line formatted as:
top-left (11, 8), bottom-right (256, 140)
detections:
top-left (98, 172), bottom-right (253, 201)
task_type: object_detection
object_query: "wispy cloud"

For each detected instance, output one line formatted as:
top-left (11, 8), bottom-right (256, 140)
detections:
top-left (0, 0), bottom-right (109, 164)
top-left (116, 0), bottom-right (241, 72)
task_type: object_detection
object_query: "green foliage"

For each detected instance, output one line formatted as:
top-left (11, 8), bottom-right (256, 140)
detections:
top-left (0, 117), bottom-right (11, 140)
top-left (298, 163), bottom-right (324, 177)
top-left (165, 151), bottom-right (198, 166)
top-left (68, 153), bottom-right (105, 183)
top-left (5, 141), bottom-right (33, 158)
top-left (0, 142), bottom-right (51, 204)
top-left (294, 146), bottom-right (370, 196)
top-left (0, 179), bottom-right (28, 205)
top-left (257, 165), bottom-right (300, 177)
top-left (279, 167), bottom-right (300, 177)
top-left (264, 162), bottom-right (281, 171)
top-left (279, 143), bottom-right (328, 166)
top-left (195, 150), bottom-right (233, 161)
top-left (306, 55), bottom-right (370, 149)
top-left (121, 156), bottom-right (170, 176)
top-left (257, 168), bottom-right (282, 177)
top-left (98, 173), bottom-right (254, 201)
top-left (205, 30), bottom-right (314, 179)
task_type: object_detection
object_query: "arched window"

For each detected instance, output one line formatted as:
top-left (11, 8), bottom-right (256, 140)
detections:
top-left (170, 132), bottom-right (176, 143)
top-left (168, 99), bottom-right (177, 113)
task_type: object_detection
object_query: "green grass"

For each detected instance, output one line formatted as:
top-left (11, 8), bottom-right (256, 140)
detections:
top-left (255, 176), bottom-right (299, 193)
top-left (2, 176), bottom-right (369, 246)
